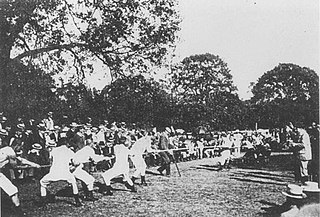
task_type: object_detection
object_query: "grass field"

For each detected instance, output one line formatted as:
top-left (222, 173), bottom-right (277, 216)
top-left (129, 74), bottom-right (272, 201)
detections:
top-left (2, 153), bottom-right (296, 217)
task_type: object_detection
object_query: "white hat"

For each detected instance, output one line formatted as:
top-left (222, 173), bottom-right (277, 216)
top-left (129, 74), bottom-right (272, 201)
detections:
top-left (165, 127), bottom-right (171, 133)
top-left (0, 129), bottom-right (8, 136)
top-left (282, 184), bottom-right (307, 199)
top-left (32, 143), bottom-right (42, 150)
top-left (303, 182), bottom-right (320, 193)
top-left (70, 122), bottom-right (79, 128)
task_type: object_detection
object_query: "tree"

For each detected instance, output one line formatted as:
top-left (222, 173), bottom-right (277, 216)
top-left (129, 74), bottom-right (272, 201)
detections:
top-left (55, 82), bottom-right (94, 124)
top-left (250, 63), bottom-right (319, 128)
top-left (5, 62), bottom-right (58, 122)
top-left (170, 53), bottom-right (242, 131)
top-left (101, 74), bottom-right (172, 127)
top-left (0, 0), bottom-right (181, 110)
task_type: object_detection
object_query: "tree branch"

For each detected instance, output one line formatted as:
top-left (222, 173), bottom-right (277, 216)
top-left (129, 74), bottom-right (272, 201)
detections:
top-left (11, 43), bottom-right (88, 61)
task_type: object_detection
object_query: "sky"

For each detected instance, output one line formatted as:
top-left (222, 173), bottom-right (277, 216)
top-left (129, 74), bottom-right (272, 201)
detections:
top-left (173, 0), bottom-right (319, 99)
top-left (86, 0), bottom-right (319, 100)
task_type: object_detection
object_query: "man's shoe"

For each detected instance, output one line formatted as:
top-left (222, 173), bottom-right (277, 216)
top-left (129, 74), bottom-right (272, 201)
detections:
top-left (84, 191), bottom-right (98, 201)
top-left (130, 185), bottom-right (137, 193)
top-left (103, 185), bottom-right (113, 196)
top-left (141, 176), bottom-right (148, 186)
top-left (74, 194), bottom-right (83, 207)
top-left (131, 176), bottom-right (138, 184)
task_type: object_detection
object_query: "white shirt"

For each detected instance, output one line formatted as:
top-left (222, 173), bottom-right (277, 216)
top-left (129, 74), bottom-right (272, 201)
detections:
top-left (49, 145), bottom-right (74, 177)
top-left (73, 146), bottom-right (105, 165)
top-left (130, 136), bottom-right (153, 156)
top-left (113, 144), bottom-right (130, 169)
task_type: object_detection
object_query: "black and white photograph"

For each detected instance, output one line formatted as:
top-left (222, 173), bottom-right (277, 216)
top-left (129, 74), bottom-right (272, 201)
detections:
top-left (0, 0), bottom-right (319, 216)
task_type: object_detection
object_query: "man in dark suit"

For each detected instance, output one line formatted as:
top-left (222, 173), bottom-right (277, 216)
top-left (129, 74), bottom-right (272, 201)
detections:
top-left (70, 125), bottom-right (86, 152)
top-left (157, 127), bottom-right (172, 176)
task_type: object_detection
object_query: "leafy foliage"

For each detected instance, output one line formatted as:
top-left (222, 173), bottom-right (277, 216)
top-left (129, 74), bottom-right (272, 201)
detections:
top-left (5, 62), bottom-right (57, 122)
top-left (101, 74), bottom-right (172, 127)
top-left (1, 0), bottom-right (180, 77)
top-left (0, 0), bottom-right (181, 110)
top-left (170, 53), bottom-right (244, 131)
top-left (250, 63), bottom-right (319, 128)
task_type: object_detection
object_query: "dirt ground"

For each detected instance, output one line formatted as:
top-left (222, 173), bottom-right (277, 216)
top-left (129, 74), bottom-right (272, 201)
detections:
top-left (2, 153), bottom-right (296, 217)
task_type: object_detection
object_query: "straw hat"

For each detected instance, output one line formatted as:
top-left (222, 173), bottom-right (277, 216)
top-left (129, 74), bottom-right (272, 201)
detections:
top-left (0, 129), bottom-right (8, 136)
top-left (70, 122), bottom-right (79, 128)
top-left (282, 184), bottom-right (307, 199)
top-left (47, 140), bottom-right (57, 147)
top-left (32, 143), bottom-right (42, 150)
top-left (303, 182), bottom-right (320, 193)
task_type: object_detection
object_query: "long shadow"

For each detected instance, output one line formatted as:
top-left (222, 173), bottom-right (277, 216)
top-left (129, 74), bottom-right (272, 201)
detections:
top-left (191, 165), bottom-right (221, 172)
top-left (93, 180), bottom-right (133, 192)
top-left (247, 171), bottom-right (293, 179)
top-left (230, 171), bottom-right (292, 183)
top-left (230, 177), bottom-right (287, 186)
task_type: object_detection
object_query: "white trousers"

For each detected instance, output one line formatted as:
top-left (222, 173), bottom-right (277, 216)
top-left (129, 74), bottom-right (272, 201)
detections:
top-left (40, 172), bottom-right (79, 196)
top-left (101, 164), bottom-right (133, 186)
top-left (131, 155), bottom-right (147, 178)
top-left (0, 172), bottom-right (18, 196)
top-left (73, 165), bottom-right (95, 191)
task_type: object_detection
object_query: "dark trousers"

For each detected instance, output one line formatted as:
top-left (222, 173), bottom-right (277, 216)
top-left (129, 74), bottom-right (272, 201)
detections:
top-left (158, 151), bottom-right (171, 175)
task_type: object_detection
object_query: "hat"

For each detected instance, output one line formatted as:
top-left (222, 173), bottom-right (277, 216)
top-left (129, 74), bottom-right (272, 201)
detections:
top-left (0, 129), bottom-right (8, 136)
top-left (37, 123), bottom-right (46, 131)
top-left (47, 140), bottom-right (57, 147)
top-left (1, 116), bottom-right (7, 121)
top-left (70, 122), bottom-right (79, 128)
top-left (32, 143), bottom-right (42, 150)
top-left (54, 126), bottom-right (60, 130)
top-left (61, 126), bottom-right (69, 132)
top-left (85, 123), bottom-right (92, 128)
top-left (303, 182), bottom-right (320, 193)
top-left (282, 184), bottom-right (307, 199)
top-left (17, 123), bottom-right (25, 130)
top-left (15, 149), bottom-right (23, 155)
top-left (165, 127), bottom-right (171, 133)
top-left (48, 111), bottom-right (53, 115)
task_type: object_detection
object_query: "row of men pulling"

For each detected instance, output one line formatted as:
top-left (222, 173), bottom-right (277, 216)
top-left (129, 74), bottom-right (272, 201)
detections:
top-left (0, 128), bottom-right (159, 214)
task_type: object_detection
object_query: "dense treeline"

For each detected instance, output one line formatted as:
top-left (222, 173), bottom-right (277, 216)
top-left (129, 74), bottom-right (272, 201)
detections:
top-left (2, 61), bottom-right (319, 132)
top-left (0, 1), bottom-right (318, 131)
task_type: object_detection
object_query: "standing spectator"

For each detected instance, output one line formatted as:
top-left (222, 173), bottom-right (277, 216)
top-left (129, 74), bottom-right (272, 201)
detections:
top-left (196, 137), bottom-right (205, 159)
top-left (157, 127), bottom-right (172, 176)
top-left (0, 129), bottom-right (9, 148)
top-left (308, 122), bottom-right (319, 184)
top-left (43, 112), bottom-right (54, 131)
top-left (233, 130), bottom-right (243, 157)
top-left (0, 115), bottom-right (7, 129)
top-left (66, 122), bottom-right (78, 142)
top-left (286, 122), bottom-right (312, 185)
top-left (70, 125), bottom-right (86, 152)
